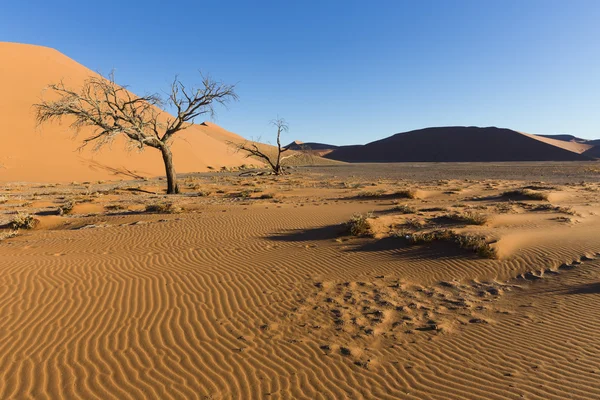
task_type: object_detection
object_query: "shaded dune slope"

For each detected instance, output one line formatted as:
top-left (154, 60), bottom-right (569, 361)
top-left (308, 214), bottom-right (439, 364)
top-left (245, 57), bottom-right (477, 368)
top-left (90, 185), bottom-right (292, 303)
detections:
top-left (325, 127), bottom-right (595, 162)
top-left (0, 42), bottom-right (251, 183)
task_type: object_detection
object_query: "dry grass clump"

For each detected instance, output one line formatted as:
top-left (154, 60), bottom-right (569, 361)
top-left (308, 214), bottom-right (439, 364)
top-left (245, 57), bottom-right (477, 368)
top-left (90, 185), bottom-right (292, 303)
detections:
top-left (346, 213), bottom-right (374, 237)
top-left (494, 202), bottom-right (515, 213)
top-left (10, 212), bottom-right (38, 230)
top-left (58, 200), bottom-right (75, 215)
top-left (419, 206), bottom-right (448, 212)
top-left (229, 190), bottom-right (253, 199)
top-left (443, 211), bottom-right (488, 225)
top-left (393, 204), bottom-right (416, 214)
top-left (145, 202), bottom-right (182, 214)
top-left (527, 203), bottom-right (577, 215)
top-left (0, 196), bottom-right (8, 204)
top-left (502, 189), bottom-right (549, 201)
top-left (404, 229), bottom-right (497, 259)
top-left (404, 218), bottom-right (426, 230)
top-left (356, 189), bottom-right (386, 198)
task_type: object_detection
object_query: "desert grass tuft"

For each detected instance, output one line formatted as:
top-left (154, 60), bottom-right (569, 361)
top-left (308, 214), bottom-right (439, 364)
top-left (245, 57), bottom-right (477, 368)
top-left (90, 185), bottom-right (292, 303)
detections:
top-left (502, 189), bottom-right (548, 201)
top-left (145, 202), bottom-right (182, 214)
top-left (404, 229), bottom-right (497, 259)
top-left (443, 211), bottom-right (488, 225)
top-left (10, 212), bottom-right (38, 230)
top-left (393, 204), bottom-right (416, 214)
top-left (58, 200), bottom-right (76, 215)
top-left (346, 212), bottom-right (374, 237)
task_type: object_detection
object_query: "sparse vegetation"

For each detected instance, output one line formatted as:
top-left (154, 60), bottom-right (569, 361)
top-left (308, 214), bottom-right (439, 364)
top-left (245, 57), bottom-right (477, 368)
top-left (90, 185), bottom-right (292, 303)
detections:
top-left (144, 202), bottom-right (182, 214)
top-left (346, 213), bottom-right (374, 237)
top-left (35, 72), bottom-right (237, 194)
top-left (526, 203), bottom-right (577, 215)
top-left (356, 189), bottom-right (386, 198)
top-left (58, 200), bottom-right (75, 215)
top-left (10, 212), bottom-right (38, 230)
top-left (502, 189), bottom-right (549, 201)
top-left (0, 196), bottom-right (8, 204)
top-left (394, 204), bottom-right (416, 214)
top-left (443, 211), bottom-right (488, 225)
top-left (403, 229), bottom-right (497, 259)
top-left (232, 118), bottom-right (308, 176)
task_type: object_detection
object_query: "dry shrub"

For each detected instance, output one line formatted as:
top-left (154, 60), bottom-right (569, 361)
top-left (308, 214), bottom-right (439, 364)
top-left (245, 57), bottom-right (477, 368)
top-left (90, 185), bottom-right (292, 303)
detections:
top-left (527, 204), bottom-right (577, 215)
top-left (444, 211), bottom-right (488, 225)
top-left (356, 190), bottom-right (386, 198)
top-left (404, 229), bottom-right (497, 259)
top-left (145, 202), bottom-right (182, 214)
top-left (58, 200), bottom-right (75, 215)
top-left (346, 213), bottom-right (373, 237)
top-left (502, 189), bottom-right (548, 201)
top-left (10, 212), bottom-right (38, 230)
top-left (394, 204), bottom-right (416, 214)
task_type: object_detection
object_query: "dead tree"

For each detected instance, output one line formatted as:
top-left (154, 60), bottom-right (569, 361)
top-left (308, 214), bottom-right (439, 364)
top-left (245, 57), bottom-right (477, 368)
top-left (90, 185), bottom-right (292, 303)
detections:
top-left (233, 118), bottom-right (301, 175)
top-left (34, 72), bottom-right (237, 194)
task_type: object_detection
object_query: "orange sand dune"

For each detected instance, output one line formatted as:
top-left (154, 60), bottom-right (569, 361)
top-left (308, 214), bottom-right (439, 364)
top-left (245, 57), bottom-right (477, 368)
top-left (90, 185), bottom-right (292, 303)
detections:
top-left (0, 42), bottom-right (252, 183)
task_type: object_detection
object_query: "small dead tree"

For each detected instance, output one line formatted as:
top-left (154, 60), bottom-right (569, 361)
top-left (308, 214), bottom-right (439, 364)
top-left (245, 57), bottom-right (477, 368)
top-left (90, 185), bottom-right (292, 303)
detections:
top-left (34, 72), bottom-right (237, 194)
top-left (233, 118), bottom-right (301, 175)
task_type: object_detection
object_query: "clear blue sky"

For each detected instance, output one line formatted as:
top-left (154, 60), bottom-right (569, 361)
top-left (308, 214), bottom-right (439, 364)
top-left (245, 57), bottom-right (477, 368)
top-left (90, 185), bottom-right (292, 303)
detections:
top-left (2, 0), bottom-right (599, 143)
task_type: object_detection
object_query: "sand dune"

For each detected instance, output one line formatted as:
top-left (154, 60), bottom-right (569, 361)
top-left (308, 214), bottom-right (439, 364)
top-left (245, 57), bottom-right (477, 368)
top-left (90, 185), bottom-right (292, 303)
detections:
top-left (1, 164), bottom-right (599, 398)
top-left (325, 126), bottom-right (597, 162)
top-left (0, 42), bottom-right (252, 183)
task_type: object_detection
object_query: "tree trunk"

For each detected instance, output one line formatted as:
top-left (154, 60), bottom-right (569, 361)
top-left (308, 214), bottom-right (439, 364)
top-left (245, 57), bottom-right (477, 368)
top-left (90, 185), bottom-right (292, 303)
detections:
top-left (160, 145), bottom-right (179, 194)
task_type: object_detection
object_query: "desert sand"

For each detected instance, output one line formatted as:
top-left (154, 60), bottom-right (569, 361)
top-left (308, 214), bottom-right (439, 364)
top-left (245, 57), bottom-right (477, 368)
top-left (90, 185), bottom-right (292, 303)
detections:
top-left (1, 163), bottom-right (600, 399)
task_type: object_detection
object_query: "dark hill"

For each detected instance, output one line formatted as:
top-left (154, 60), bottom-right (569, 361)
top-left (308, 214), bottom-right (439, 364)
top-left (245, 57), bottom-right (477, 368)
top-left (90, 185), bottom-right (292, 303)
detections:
top-left (324, 127), bottom-right (595, 163)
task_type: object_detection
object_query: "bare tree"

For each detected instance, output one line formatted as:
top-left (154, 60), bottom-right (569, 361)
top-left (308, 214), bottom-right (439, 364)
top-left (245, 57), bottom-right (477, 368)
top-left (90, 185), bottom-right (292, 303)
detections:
top-left (233, 118), bottom-right (303, 175)
top-left (34, 72), bottom-right (237, 194)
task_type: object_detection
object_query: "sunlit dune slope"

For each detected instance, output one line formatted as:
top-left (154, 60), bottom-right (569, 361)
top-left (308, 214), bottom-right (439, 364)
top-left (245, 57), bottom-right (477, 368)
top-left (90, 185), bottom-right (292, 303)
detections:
top-left (0, 42), bottom-right (252, 182)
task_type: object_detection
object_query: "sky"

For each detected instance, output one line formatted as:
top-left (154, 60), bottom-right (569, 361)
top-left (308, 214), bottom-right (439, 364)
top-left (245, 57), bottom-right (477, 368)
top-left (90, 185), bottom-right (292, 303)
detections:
top-left (1, 0), bottom-right (599, 144)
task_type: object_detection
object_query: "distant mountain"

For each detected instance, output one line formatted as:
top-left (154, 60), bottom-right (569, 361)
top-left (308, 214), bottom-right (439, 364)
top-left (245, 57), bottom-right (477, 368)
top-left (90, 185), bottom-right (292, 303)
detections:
top-left (324, 127), bottom-right (597, 163)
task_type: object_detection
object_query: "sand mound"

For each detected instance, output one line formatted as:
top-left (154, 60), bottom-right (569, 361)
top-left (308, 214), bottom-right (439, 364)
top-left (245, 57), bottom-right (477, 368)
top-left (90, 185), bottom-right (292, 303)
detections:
top-left (0, 42), bottom-right (252, 183)
top-left (325, 126), bottom-right (596, 162)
